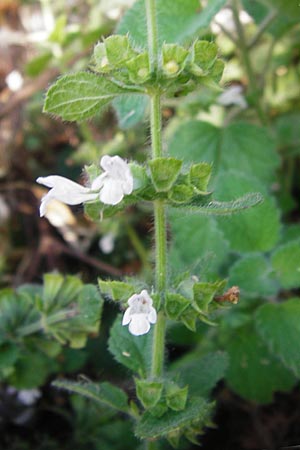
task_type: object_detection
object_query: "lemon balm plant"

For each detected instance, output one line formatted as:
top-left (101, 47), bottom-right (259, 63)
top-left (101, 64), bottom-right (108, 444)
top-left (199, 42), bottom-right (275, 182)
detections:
top-left (36, 0), bottom-right (263, 447)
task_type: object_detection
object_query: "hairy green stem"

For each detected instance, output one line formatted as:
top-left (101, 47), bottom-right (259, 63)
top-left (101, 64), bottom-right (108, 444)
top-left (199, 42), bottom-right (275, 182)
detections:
top-left (145, 0), bottom-right (167, 385)
top-left (231, 0), bottom-right (268, 125)
top-left (150, 92), bottom-right (163, 158)
top-left (145, 0), bottom-right (159, 71)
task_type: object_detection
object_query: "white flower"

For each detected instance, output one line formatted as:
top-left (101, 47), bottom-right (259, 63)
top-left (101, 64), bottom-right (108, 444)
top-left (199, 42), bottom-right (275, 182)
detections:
top-left (91, 155), bottom-right (133, 205)
top-left (17, 389), bottom-right (41, 406)
top-left (36, 155), bottom-right (133, 217)
top-left (217, 85), bottom-right (247, 109)
top-left (99, 232), bottom-right (115, 254)
top-left (122, 290), bottom-right (157, 336)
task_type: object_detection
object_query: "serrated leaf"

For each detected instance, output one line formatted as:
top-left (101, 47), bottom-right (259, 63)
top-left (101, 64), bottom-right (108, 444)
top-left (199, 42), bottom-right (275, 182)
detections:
top-left (169, 121), bottom-right (279, 184)
top-left (44, 72), bottom-right (140, 121)
top-left (170, 351), bottom-right (229, 398)
top-left (117, 0), bottom-right (226, 48)
top-left (53, 379), bottom-right (129, 413)
top-left (215, 172), bottom-right (280, 252)
top-left (229, 254), bottom-right (278, 297)
top-left (108, 315), bottom-right (152, 377)
top-left (135, 397), bottom-right (213, 439)
top-left (255, 298), bottom-right (300, 377)
top-left (225, 326), bottom-right (296, 403)
top-left (271, 239), bottom-right (300, 289)
top-left (170, 213), bottom-right (229, 273)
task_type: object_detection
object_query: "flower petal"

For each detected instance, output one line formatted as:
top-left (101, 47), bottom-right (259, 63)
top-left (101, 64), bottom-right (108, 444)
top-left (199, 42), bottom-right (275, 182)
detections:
top-left (122, 307), bottom-right (132, 326)
top-left (99, 178), bottom-right (124, 205)
top-left (148, 307), bottom-right (157, 324)
top-left (91, 173), bottom-right (106, 191)
top-left (128, 315), bottom-right (150, 336)
top-left (37, 175), bottom-right (98, 216)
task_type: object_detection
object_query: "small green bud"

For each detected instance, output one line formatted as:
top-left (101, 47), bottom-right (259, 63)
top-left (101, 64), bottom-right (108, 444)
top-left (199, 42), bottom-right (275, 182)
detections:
top-left (148, 398), bottom-right (168, 417)
top-left (189, 162), bottom-right (212, 192)
top-left (162, 43), bottom-right (189, 78)
top-left (126, 53), bottom-right (150, 84)
top-left (165, 293), bottom-right (190, 320)
top-left (93, 43), bottom-right (111, 73)
top-left (210, 59), bottom-right (225, 83)
top-left (164, 60), bottom-right (180, 76)
top-left (166, 382), bottom-right (188, 411)
top-left (105, 35), bottom-right (137, 68)
top-left (168, 184), bottom-right (194, 204)
top-left (192, 40), bottom-right (218, 72)
top-left (135, 378), bottom-right (163, 409)
top-left (181, 306), bottom-right (197, 331)
top-left (149, 157), bottom-right (182, 192)
top-left (193, 280), bottom-right (226, 314)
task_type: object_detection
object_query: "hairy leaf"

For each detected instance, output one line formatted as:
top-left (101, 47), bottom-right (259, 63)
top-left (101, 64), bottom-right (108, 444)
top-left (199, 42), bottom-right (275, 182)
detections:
top-left (53, 379), bottom-right (129, 412)
top-left (44, 72), bottom-right (140, 121)
top-left (255, 298), bottom-right (300, 377)
top-left (108, 315), bottom-right (152, 377)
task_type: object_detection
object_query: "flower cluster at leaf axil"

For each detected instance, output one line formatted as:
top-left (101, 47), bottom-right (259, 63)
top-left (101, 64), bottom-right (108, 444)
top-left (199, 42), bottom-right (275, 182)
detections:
top-left (37, 156), bottom-right (158, 337)
top-left (37, 155), bottom-right (133, 216)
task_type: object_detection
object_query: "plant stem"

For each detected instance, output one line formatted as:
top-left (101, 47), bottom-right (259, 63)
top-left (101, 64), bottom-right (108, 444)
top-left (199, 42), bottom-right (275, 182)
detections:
top-left (248, 9), bottom-right (277, 49)
top-left (231, 0), bottom-right (268, 125)
top-left (150, 92), bottom-right (163, 158)
top-left (145, 0), bottom-right (159, 72)
top-left (145, 0), bottom-right (167, 381)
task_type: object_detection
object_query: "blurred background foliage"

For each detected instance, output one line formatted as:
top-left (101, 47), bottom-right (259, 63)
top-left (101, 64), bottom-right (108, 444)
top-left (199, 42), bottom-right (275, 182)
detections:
top-left (0, 0), bottom-right (300, 449)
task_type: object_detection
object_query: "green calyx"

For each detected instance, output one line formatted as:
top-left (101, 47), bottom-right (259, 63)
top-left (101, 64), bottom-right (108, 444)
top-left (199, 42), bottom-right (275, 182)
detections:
top-left (91, 35), bottom-right (224, 92)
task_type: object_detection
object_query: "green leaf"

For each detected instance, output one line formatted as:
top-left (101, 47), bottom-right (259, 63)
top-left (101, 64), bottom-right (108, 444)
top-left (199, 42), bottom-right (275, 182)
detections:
top-left (42, 273), bottom-right (65, 312)
top-left (225, 326), bottom-right (296, 403)
top-left (99, 280), bottom-right (135, 302)
top-left (170, 213), bottom-right (229, 273)
top-left (108, 315), bottom-right (152, 377)
top-left (135, 397), bottom-right (214, 439)
top-left (117, 0), bottom-right (226, 47)
top-left (229, 254), bottom-right (278, 297)
top-left (169, 121), bottom-right (279, 184)
top-left (0, 343), bottom-right (20, 369)
top-left (193, 280), bottom-right (226, 314)
top-left (170, 351), bottom-right (229, 398)
top-left (177, 193), bottom-right (263, 215)
top-left (215, 172), bottom-right (280, 252)
top-left (112, 95), bottom-right (148, 129)
top-left (26, 52), bottom-right (52, 77)
top-left (8, 350), bottom-right (58, 389)
top-left (271, 239), bottom-right (300, 289)
top-left (255, 298), bottom-right (300, 377)
top-left (53, 379), bottom-right (129, 413)
top-left (44, 72), bottom-right (139, 121)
